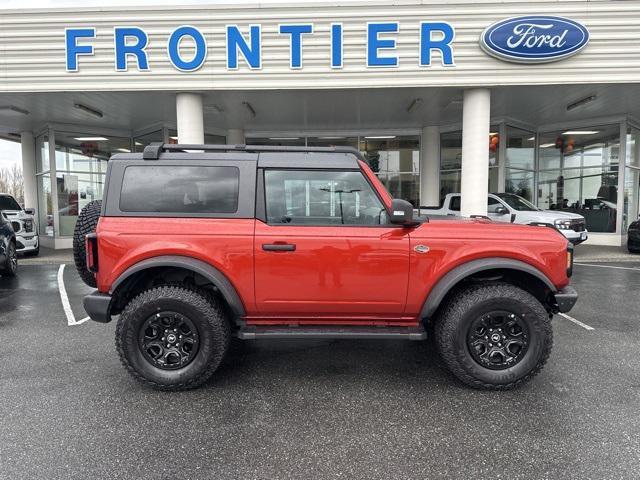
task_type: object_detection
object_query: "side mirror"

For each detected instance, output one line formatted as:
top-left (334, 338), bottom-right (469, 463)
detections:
top-left (495, 206), bottom-right (508, 215)
top-left (24, 208), bottom-right (35, 216)
top-left (390, 199), bottom-right (418, 226)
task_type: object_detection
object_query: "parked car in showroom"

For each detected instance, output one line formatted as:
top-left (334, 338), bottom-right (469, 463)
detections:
top-left (420, 192), bottom-right (588, 245)
top-left (628, 217), bottom-right (640, 253)
top-left (0, 211), bottom-right (17, 276)
top-left (0, 194), bottom-right (39, 256)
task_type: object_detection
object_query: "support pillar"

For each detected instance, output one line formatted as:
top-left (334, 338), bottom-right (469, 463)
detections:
top-left (20, 132), bottom-right (36, 210)
top-left (419, 126), bottom-right (440, 207)
top-left (227, 129), bottom-right (245, 145)
top-left (460, 88), bottom-right (491, 217)
top-left (176, 93), bottom-right (204, 144)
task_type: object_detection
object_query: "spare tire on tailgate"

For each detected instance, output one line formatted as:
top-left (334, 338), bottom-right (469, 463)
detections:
top-left (73, 200), bottom-right (102, 287)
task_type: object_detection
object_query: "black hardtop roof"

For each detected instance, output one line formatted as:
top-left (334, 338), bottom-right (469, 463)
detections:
top-left (110, 143), bottom-right (363, 169)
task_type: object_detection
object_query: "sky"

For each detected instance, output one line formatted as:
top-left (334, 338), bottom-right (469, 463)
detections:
top-left (0, 140), bottom-right (21, 171)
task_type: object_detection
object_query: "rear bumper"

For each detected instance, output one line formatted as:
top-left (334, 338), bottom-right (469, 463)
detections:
top-left (15, 234), bottom-right (38, 252)
top-left (553, 286), bottom-right (578, 313)
top-left (562, 229), bottom-right (588, 245)
top-left (83, 291), bottom-right (112, 323)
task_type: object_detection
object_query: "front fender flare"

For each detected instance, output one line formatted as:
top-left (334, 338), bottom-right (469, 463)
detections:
top-left (110, 255), bottom-right (246, 319)
top-left (419, 258), bottom-right (556, 319)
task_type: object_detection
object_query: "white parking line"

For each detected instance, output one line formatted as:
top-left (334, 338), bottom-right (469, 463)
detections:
top-left (558, 312), bottom-right (594, 331)
top-left (575, 263), bottom-right (640, 271)
top-left (57, 264), bottom-right (89, 326)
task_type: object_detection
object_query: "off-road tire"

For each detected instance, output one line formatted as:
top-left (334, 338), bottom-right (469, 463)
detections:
top-left (115, 285), bottom-right (230, 391)
top-left (435, 283), bottom-right (552, 390)
top-left (72, 200), bottom-right (102, 287)
top-left (1, 241), bottom-right (17, 277)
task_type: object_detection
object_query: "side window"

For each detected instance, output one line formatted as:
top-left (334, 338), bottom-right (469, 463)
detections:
top-left (487, 197), bottom-right (504, 214)
top-left (449, 196), bottom-right (461, 211)
top-left (120, 165), bottom-right (239, 214)
top-left (264, 170), bottom-right (387, 225)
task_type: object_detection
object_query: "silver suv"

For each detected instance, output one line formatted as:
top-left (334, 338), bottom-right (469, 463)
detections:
top-left (0, 194), bottom-right (39, 256)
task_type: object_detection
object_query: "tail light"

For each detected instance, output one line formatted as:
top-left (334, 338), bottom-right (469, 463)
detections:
top-left (566, 243), bottom-right (574, 278)
top-left (86, 233), bottom-right (99, 273)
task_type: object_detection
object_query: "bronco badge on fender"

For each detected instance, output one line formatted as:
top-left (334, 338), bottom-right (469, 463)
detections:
top-left (480, 16), bottom-right (589, 64)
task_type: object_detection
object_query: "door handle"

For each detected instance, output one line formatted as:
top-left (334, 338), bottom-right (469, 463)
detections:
top-left (262, 243), bottom-right (296, 252)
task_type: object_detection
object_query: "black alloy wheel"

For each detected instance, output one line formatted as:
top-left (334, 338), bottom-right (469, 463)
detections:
top-left (4, 242), bottom-right (17, 276)
top-left (139, 311), bottom-right (200, 370)
top-left (467, 310), bottom-right (529, 370)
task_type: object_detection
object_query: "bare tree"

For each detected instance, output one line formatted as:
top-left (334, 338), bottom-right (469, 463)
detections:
top-left (0, 164), bottom-right (24, 204)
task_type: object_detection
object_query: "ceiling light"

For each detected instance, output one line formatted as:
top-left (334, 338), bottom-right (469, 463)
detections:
top-left (116, 148), bottom-right (130, 153)
top-left (527, 137), bottom-right (535, 141)
top-left (566, 95), bottom-right (597, 112)
top-left (562, 130), bottom-right (599, 135)
top-left (489, 132), bottom-right (498, 136)
top-left (74, 136), bottom-right (108, 141)
top-left (540, 143), bottom-right (556, 148)
top-left (269, 137), bottom-right (300, 140)
top-left (134, 141), bottom-right (143, 146)
top-left (407, 98), bottom-right (423, 113)
top-left (242, 101), bottom-right (256, 118)
top-left (170, 136), bottom-right (179, 140)
top-left (74, 103), bottom-right (103, 118)
top-left (364, 135), bottom-right (396, 139)
top-left (0, 106), bottom-right (30, 116)
top-left (318, 136), bottom-right (345, 140)
top-left (204, 104), bottom-right (224, 114)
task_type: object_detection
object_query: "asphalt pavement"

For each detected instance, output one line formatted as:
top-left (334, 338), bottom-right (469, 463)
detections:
top-left (0, 262), bottom-right (639, 479)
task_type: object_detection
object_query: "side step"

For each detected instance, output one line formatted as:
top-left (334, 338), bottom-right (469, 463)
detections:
top-left (237, 325), bottom-right (427, 341)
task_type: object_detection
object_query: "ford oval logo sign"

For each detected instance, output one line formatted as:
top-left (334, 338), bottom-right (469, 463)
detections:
top-left (480, 16), bottom-right (589, 64)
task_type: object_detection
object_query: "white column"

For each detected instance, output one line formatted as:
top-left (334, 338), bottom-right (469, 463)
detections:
top-left (419, 126), bottom-right (440, 207)
top-left (20, 132), bottom-right (37, 210)
top-left (176, 93), bottom-right (204, 144)
top-left (460, 88), bottom-right (491, 217)
top-left (227, 129), bottom-right (245, 145)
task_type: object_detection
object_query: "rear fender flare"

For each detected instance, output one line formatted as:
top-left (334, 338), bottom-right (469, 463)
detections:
top-left (420, 258), bottom-right (555, 319)
top-left (111, 255), bottom-right (246, 320)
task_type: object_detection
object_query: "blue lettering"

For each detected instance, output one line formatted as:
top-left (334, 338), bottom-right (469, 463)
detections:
top-left (167, 25), bottom-right (207, 71)
top-left (331, 23), bottom-right (343, 68)
top-left (226, 25), bottom-right (261, 69)
top-left (420, 22), bottom-right (455, 66)
top-left (65, 28), bottom-right (96, 72)
top-left (367, 23), bottom-right (399, 67)
top-left (114, 27), bottom-right (149, 71)
top-left (279, 24), bottom-right (313, 69)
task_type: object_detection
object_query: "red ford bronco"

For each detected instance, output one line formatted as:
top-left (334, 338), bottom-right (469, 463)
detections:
top-left (75, 143), bottom-right (577, 391)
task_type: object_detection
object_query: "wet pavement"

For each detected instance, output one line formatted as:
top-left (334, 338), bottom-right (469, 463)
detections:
top-left (0, 263), bottom-right (639, 479)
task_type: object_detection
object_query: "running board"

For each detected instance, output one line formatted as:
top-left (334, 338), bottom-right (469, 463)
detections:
top-left (237, 326), bottom-right (427, 341)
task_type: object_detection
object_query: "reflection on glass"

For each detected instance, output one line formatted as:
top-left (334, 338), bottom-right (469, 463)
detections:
top-left (36, 134), bottom-right (50, 173)
top-left (360, 136), bottom-right (419, 206)
top-left (246, 137), bottom-right (305, 146)
top-left (506, 127), bottom-right (535, 170)
top-left (505, 169), bottom-right (534, 201)
top-left (37, 174), bottom-right (53, 236)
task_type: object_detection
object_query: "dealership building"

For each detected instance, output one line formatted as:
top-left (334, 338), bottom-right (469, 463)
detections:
top-left (0, 0), bottom-right (639, 248)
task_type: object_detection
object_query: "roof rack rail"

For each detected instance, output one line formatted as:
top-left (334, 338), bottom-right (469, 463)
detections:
top-left (141, 142), bottom-right (365, 161)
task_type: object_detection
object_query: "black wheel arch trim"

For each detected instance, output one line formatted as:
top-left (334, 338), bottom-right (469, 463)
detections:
top-left (110, 255), bottom-right (246, 320)
top-left (420, 257), bottom-right (556, 320)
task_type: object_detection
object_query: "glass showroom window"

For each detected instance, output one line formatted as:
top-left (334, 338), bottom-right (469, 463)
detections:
top-left (505, 127), bottom-right (536, 201)
top-left (624, 126), bottom-right (640, 231)
top-left (246, 137), bottom-right (306, 146)
top-left (440, 129), bottom-right (499, 202)
top-left (307, 136), bottom-right (359, 148)
top-left (538, 124), bottom-right (620, 233)
top-left (54, 132), bottom-right (129, 236)
top-left (360, 135), bottom-right (420, 207)
top-left (134, 129), bottom-right (163, 152)
top-left (35, 133), bottom-right (53, 236)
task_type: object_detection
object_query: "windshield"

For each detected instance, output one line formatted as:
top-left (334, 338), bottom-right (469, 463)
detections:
top-left (495, 193), bottom-right (539, 212)
top-left (0, 195), bottom-right (21, 211)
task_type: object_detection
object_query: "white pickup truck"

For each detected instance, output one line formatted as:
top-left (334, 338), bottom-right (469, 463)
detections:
top-left (420, 192), bottom-right (588, 245)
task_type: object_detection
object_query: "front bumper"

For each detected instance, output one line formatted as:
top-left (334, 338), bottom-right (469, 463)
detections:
top-left (15, 234), bottom-right (38, 252)
top-left (560, 229), bottom-right (588, 245)
top-left (83, 291), bottom-right (113, 323)
top-left (553, 286), bottom-right (578, 313)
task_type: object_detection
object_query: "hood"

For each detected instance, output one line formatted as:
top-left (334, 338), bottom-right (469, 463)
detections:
top-left (1, 210), bottom-right (29, 220)
top-left (536, 210), bottom-right (585, 222)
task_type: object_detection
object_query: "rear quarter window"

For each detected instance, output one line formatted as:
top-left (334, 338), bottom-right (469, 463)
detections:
top-left (119, 165), bottom-right (239, 214)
